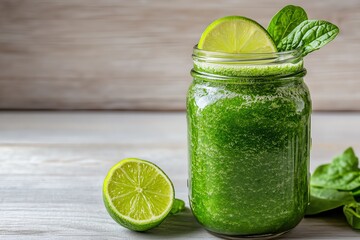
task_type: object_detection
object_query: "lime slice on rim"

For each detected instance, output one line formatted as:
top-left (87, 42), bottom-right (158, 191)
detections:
top-left (103, 158), bottom-right (175, 231)
top-left (198, 16), bottom-right (277, 53)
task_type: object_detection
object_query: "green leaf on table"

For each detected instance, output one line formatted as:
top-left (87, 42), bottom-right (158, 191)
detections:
top-left (311, 147), bottom-right (360, 191)
top-left (306, 186), bottom-right (356, 215)
top-left (170, 199), bottom-right (185, 215)
top-left (344, 202), bottom-right (360, 229)
top-left (277, 20), bottom-right (339, 56)
top-left (267, 5), bottom-right (308, 46)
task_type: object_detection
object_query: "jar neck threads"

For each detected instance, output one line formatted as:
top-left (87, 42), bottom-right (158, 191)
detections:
top-left (192, 45), bottom-right (305, 80)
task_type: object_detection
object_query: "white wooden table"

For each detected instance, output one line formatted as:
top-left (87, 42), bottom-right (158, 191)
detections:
top-left (0, 112), bottom-right (359, 239)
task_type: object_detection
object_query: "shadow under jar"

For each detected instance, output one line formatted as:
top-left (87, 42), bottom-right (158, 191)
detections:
top-left (187, 47), bottom-right (311, 239)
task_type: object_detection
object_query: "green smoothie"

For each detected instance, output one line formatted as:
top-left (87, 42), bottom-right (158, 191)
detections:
top-left (187, 6), bottom-right (339, 236)
top-left (187, 50), bottom-right (311, 236)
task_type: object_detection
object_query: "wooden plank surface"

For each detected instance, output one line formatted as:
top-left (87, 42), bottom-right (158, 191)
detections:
top-left (0, 111), bottom-right (360, 239)
top-left (0, 0), bottom-right (359, 110)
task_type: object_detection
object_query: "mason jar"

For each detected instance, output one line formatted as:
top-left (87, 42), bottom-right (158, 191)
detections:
top-left (187, 46), bottom-right (311, 239)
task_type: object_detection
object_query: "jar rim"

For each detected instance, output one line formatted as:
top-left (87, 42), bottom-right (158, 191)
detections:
top-left (192, 45), bottom-right (302, 64)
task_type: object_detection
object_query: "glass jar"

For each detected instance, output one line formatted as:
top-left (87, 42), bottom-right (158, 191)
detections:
top-left (187, 46), bottom-right (311, 239)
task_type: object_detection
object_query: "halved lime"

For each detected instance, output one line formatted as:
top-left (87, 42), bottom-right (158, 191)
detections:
top-left (103, 158), bottom-right (174, 231)
top-left (198, 16), bottom-right (277, 53)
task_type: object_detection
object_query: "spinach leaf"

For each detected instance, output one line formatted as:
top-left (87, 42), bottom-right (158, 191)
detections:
top-left (277, 20), bottom-right (339, 56)
top-left (267, 5), bottom-right (308, 46)
top-left (306, 186), bottom-right (356, 215)
top-left (344, 202), bottom-right (360, 229)
top-left (169, 199), bottom-right (185, 215)
top-left (307, 148), bottom-right (360, 229)
top-left (311, 147), bottom-right (360, 191)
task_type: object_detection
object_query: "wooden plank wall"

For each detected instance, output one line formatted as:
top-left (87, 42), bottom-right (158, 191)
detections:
top-left (0, 0), bottom-right (358, 110)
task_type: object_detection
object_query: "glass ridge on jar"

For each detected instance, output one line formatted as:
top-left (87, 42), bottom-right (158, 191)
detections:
top-left (187, 46), bottom-right (311, 239)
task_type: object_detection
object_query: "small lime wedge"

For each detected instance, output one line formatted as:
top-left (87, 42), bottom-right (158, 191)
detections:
top-left (103, 158), bottom-right (175, 231)
top-left (198, 16), bottom-right (277, 53)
